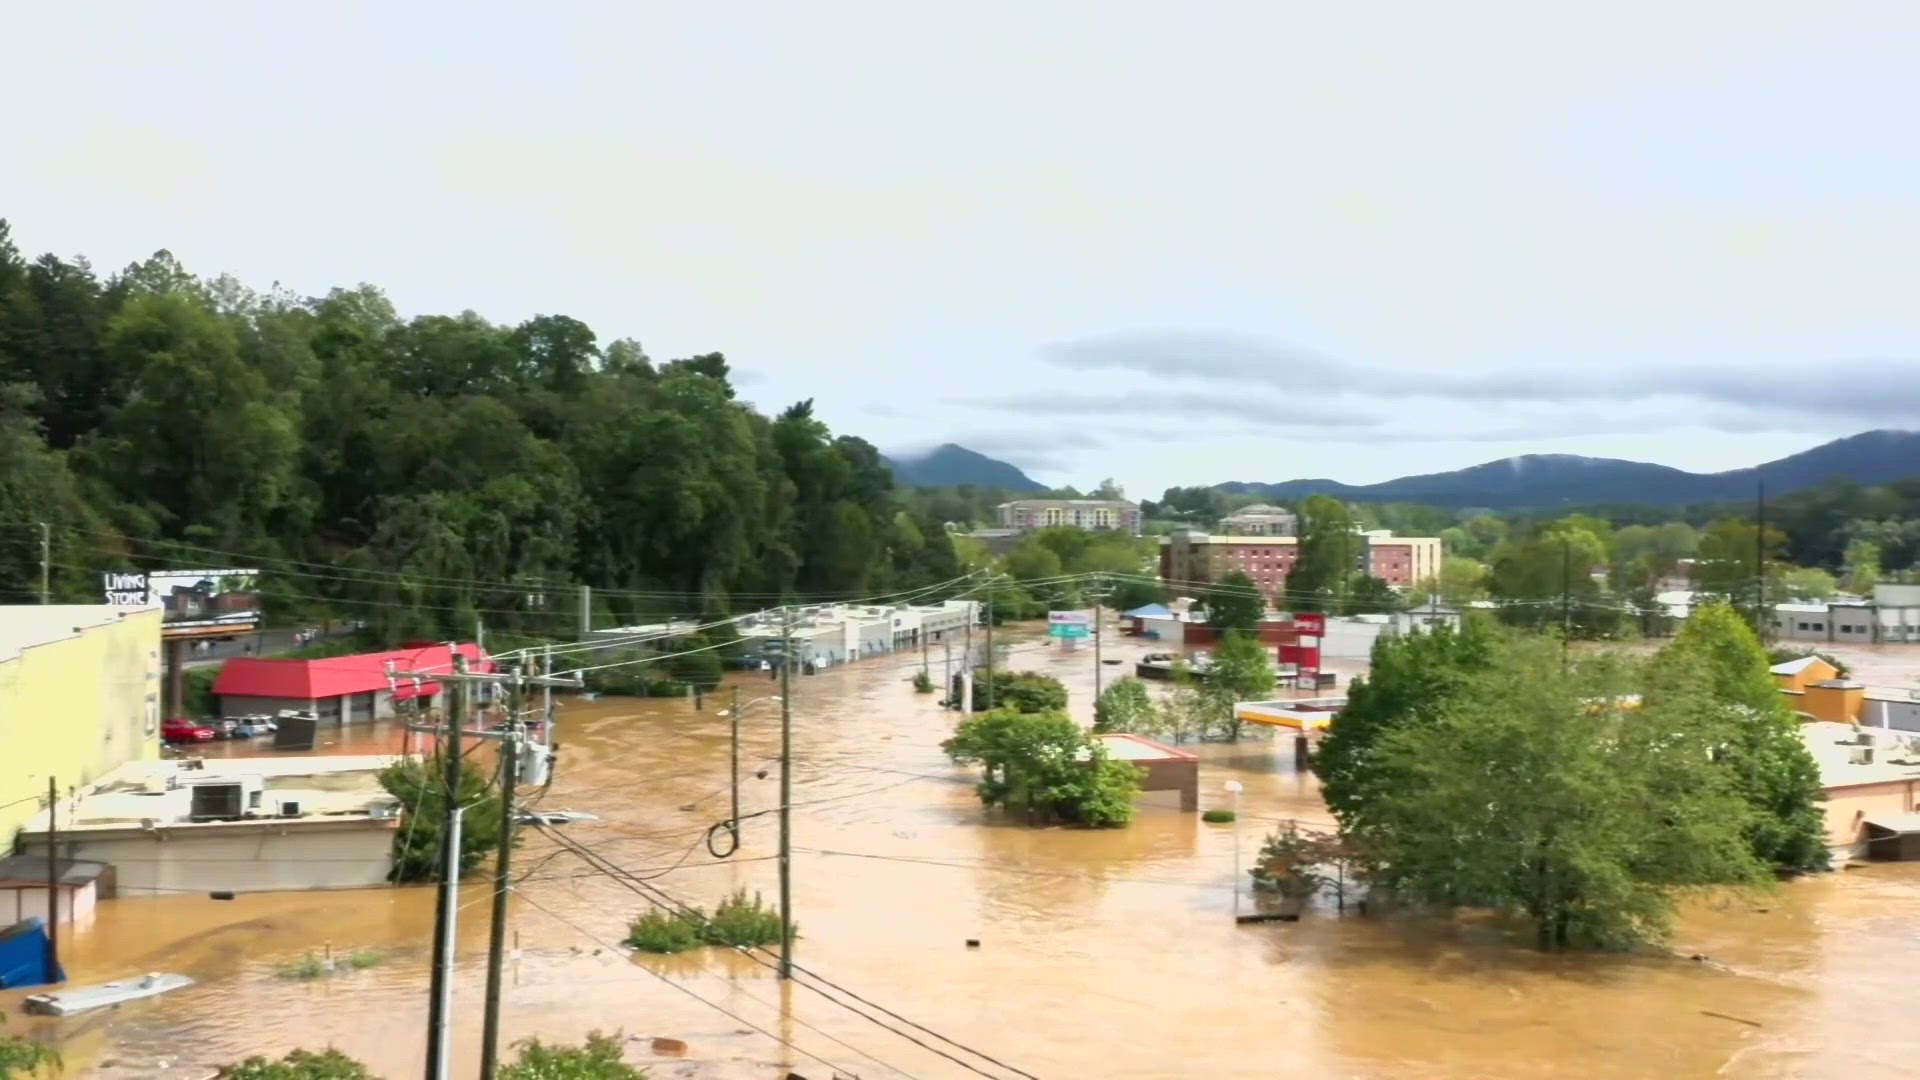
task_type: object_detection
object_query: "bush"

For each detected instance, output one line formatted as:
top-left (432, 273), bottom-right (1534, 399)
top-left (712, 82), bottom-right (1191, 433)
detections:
top-left (215, 1049), bottom-right (376, 1079)
top-left (1093, 676), bottom-right (1155, 733)
top-left (627, 891), bottom-right (785, 954)
top-left (626, 909), bottom-right (702, 954)
top-left (345, 948), bottom-right (385, 970)
top-left (502, 1032), bottom-right (650, 1079)
top-left (912, 670), bottom-right (936, 693)
top-left (667, 634), bottom-right (726, 690)
top-left (0, 1010), bottom-right (59, 1079)
top-left (704, 889), bottom-right (784, 948)
top-left (182, 666), bottom-right (218, 717)
top-left (1202, 808), bottom-right (1237, 824)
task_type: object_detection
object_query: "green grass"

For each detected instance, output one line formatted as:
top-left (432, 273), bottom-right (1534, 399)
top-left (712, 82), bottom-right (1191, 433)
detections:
top-left (345, 948), bottom-right (386, 970)
top-left (276, 952), bottom-right (330, 980)
top-left (1202, 808), bottom-right (1237, 824)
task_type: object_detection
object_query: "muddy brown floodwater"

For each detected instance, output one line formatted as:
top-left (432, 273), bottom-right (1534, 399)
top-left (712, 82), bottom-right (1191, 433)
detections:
top-left (10, 630), bottom-right (1920, 1079)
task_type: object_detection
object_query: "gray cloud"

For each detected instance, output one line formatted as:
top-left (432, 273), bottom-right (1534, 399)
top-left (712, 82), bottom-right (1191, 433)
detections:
top-left (1042, 331), bottom-right (1920, 429)
top-left (961, 389), bottom-right (1382, 427)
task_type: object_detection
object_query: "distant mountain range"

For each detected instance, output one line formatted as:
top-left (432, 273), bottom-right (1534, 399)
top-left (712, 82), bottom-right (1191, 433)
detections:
top-left (884, 443), bottom-right (1045, 491)
top-left (1216, 429), bottom-right (1920, 509)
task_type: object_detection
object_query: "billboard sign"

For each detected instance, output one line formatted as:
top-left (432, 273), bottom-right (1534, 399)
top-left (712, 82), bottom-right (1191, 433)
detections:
top-left (1290, 612), bottom-right (1326, 637)
top-left (102, 569), bottom-right (262, 631)
top-left (1049, 610), bottom-right (1093, 641)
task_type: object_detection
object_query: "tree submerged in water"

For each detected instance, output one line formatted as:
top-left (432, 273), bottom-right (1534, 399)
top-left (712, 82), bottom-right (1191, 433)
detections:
top-left (377, 749), bottom-right (507, 882)
top-left (213, 1035), bottom-right (649, 1078)
top-left (943, 708), bottom-right (1143, 828)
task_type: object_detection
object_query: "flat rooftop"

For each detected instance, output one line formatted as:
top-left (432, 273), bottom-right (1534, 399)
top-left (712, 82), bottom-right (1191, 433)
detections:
top-left (1094, 733), bottom-right (1196, 762)
top-left (1802, 722), bottom-right (1920, 790)
top-left (20, 755), bottom-right (400, 834)
top-left (0, 604), bottom-right (153, 663)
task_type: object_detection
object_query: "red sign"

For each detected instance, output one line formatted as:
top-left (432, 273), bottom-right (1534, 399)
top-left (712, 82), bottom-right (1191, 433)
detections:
top-left (1291, 613), bottom-right (1326, 636)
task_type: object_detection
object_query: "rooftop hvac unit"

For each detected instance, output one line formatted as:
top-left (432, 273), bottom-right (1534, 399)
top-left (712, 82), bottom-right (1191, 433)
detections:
top-left (189, 782), bottom-right (245, 822)
top-left (1849, 747), bottom-right (1875, 765)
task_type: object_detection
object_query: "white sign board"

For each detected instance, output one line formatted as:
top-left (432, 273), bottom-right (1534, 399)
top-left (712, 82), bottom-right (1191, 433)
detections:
top-left (102, 569), bottom-right (262, 630)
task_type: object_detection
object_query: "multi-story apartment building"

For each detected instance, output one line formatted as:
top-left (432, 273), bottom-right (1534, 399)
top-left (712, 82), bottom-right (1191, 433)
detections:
top-left (996, 499), bottom-right (1141, 536)
top-left (1159, 529), bottom-right (1442, 597)
top-left (1219, 504), bottom-right (1298, 536)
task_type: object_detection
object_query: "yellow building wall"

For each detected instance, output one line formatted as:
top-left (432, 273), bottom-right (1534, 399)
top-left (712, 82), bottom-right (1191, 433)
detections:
top-left (0, 607), bottom-right (162, 841)
top-left (1775, 658), bottom-right (1838, 693)
top-left (1801, 683), bottom-right (1864, 724)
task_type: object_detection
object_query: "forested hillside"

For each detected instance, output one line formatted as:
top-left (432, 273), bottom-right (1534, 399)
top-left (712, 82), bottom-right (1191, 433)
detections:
top-left (0, 221), bottom-right (961, 641)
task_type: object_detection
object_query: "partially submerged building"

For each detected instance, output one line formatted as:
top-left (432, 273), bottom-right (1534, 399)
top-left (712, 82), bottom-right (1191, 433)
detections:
top-left (15, 756), bottom-right (402, 896)
top-left (1801, 721), bottom-right (1920, 863)
top-left (213, 642), bottom-right (490, 723)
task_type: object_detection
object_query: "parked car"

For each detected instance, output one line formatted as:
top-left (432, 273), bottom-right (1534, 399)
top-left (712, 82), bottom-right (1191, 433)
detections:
top-left (161, 717), bottom-right (217, 743)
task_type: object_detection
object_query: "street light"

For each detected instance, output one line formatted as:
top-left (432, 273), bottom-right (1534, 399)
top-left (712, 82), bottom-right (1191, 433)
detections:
top-left (1224, 781), bottom-right (1245, 916)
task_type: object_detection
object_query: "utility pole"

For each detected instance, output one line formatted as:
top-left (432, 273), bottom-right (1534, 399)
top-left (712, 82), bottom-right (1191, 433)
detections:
top-left (479, 666), bottom-right (523, 1080)
top-left (578, 584), bottom-right (592, 641)
top-left (778, 607), bottom-right (794, 979)
top-left (424, 655), bottom-right (468, 1080)
top-left (920, 625), bottom-right (929, 680)
top-left (983, 587), bottom-right (995, 712)
top-left (729, 685), bottom-right (741, 845)
top-left (962, 607), bottom-right (973, 708)
top-left (942, 639), bottom-right (953, 710)
top-left (45, 776), bottom-right (58, 980)
top-left (37, 522), bottom-right (50, 605)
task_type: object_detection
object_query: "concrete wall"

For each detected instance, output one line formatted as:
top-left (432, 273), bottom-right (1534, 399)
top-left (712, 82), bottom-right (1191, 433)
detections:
top-left (0, 607), bottom-right (162, 841)
top-left (1863, 696), bottom-right (1920, 732)
top-left (21, 820), bottom-right (397, 896)
top-left (1823, 781), bottom-right (1920, 862)
top-left (0, 881), bottom-right (96, 929)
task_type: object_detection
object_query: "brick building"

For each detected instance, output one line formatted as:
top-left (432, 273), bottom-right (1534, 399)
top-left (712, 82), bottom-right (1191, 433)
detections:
top-left (1218, 504), bottom-right (1298, 536)
top-left (1159, 529), bottom-right (1442, 597)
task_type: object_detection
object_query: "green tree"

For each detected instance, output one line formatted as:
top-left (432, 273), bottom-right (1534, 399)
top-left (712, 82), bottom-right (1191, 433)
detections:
top-left (1208, 630), bottom-right (1275, 740)
top-left (1205, 569), bottom-right (1266, 630)
top-left (972, 670), bottom-right (1068, 714)
top-left (1843, 538), bottom-right (1881, 595)
top-left (1357, 637), bottom-right (1769, 950)
top-left (1776, 566), bottom-right (1837, 601)
top-left (1287, 495), bottom-right (1357, 612)
top-left (1315, 618), bottom-right (1498, 825)
top-left (1343, 573), bottom-right (1400, 615)
top-left (943, 709), bottom-right (1143, 827)
top-left (378, 751), bottom-right (507, 882)
top-left (1486, 519), bottom-right (1617, 637)
top-left (1411, 555), bottom-right (1487, 609)
top-left (1093, 676), bottom-right (1156, 733)
top-left (1646, 602), bottom-right (1828, 873)
top-left (1694, 518), bottom-right (1787, 636)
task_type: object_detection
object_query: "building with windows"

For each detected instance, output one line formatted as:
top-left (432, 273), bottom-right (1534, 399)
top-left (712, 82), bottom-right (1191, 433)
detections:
top-left (1158, 530), bottom-right (1442, 596)
top-left (1, 605), bottom-right (164, 842)
top-left (1218, 504), bottom-right (1298, 536)
top-left (996, 499), bottom-right (1141, 535)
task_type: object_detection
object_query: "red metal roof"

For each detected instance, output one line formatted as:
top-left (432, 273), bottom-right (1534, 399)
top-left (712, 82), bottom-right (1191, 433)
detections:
top-left (213, 643), bottom-right (492, 701)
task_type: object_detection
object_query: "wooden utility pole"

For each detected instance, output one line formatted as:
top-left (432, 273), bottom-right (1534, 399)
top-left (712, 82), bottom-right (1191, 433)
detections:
top-left (983, 587), bottom-right (995, 712)
top-left (424, 656), bottom-right (468, 1080)
top-left (778, 608), bottom-right (794, 979)
top-left (479, 666), bottom-right (523, 1080)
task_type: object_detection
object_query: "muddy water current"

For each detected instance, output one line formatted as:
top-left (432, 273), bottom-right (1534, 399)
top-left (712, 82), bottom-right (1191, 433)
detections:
top-left (11, 631), bottom-right (1920, 1078)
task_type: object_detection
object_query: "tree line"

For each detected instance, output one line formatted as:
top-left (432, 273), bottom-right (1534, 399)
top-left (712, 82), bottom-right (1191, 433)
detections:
top-left (0, 221), bottom-right (962, 640)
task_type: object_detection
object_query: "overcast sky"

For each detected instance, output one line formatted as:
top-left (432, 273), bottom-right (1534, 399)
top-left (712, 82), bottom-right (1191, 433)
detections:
top-left (8, 2), bottom-right (1920, 495)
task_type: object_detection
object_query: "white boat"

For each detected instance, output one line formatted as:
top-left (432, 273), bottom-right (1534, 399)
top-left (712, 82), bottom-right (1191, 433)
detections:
top-left (23, 972), bottom-right (193, 1016)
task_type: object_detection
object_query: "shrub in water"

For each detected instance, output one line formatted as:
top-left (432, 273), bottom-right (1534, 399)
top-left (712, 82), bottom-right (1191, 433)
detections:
top-left (1202, 808), bottom-right (1237, 824)
top-left (703, 889), bottom-right (785, 948)
top-left (626, 909), bottom-right (702, 954)
top-left (276, 952), bottom-right (330, 980)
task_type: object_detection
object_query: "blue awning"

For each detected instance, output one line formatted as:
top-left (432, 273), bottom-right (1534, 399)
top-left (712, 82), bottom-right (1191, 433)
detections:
top-left (1123, 604), bottom-right (1173, 619)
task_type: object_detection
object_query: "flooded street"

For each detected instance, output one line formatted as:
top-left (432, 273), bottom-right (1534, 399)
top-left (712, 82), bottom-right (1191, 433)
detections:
top-left (13, 629), bottom-right (1920, 1079)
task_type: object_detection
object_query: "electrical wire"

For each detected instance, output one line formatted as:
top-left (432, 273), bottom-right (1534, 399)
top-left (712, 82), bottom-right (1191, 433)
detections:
top-left (533, 824), bottom-right (1038, 1080)
top-left (505, 886), bottom-right (880, 1079)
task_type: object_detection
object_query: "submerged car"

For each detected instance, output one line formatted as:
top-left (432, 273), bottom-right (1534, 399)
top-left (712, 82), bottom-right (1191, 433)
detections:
top-left (161, 717), bottom-right (217, 743)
